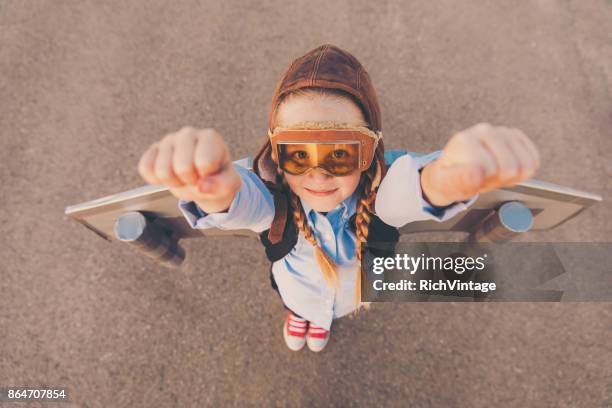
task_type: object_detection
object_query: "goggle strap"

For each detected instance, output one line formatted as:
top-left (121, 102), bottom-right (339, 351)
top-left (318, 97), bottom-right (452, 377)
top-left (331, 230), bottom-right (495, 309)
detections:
top-left (268, 128), bottom-right (383, 141)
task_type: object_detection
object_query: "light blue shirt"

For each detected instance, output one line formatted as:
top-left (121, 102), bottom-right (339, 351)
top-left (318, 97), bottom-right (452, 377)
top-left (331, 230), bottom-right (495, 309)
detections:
top-left (178, 150), bottom-right (479, 329)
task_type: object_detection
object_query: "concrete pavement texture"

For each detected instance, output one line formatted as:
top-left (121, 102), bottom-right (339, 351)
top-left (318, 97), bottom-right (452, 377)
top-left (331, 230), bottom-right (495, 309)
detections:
top-left (1, 1), bottom-right (611, 407)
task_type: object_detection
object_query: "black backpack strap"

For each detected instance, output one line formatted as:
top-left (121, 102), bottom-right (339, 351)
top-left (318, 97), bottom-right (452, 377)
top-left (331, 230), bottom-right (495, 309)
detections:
top-left (258, 181), bottom-right (300, 263)
top-left (262, 181), bottom-right (289, 245)
top-left (259, 212), bottom-right (299, 263)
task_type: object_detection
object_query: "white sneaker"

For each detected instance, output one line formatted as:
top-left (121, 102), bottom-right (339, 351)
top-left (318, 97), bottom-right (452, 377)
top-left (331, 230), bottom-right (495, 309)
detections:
top-left (283, 312), bottom-right (307, 351)
top-left (306, 323), bottom-right (330, 352)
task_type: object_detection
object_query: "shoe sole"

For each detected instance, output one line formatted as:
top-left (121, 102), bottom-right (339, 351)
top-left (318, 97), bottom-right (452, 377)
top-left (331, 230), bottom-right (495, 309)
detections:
top-left (283, 321), bottom-right (306, 351)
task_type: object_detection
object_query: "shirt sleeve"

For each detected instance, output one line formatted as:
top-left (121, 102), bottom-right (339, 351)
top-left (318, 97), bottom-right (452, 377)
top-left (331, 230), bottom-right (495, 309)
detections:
top-left (374, 150), bottom-right (479, 227)
top-left (177, 163), bottom-right (275, 233)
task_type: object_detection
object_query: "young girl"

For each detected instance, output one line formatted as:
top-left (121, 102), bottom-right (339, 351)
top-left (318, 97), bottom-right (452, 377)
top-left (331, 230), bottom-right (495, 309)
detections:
top-left (137, 44), bottom-right (540, 352)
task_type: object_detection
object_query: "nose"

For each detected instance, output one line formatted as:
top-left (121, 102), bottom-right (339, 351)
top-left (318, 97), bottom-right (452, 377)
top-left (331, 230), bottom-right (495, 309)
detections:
top-left (307, 167), bottom-right (333, 182)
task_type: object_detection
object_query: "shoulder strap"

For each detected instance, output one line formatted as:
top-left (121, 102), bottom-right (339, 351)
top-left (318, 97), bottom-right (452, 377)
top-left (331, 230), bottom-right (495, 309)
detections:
top-left (263, 181), bottom-right (289, 245)
top-left (258, 181), bottom-right (299, 263)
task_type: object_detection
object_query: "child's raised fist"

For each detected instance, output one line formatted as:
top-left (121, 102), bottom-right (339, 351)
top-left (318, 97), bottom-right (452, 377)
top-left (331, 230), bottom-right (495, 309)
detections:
top-left (420, 123), bottom-right (541, 207)
top-left (137, 126), bottom-right (242, 213)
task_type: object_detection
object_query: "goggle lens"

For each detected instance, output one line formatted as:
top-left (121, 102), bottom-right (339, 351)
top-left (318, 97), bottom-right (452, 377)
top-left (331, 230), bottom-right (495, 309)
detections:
top-left (278, 142), bottom-right (360, 176)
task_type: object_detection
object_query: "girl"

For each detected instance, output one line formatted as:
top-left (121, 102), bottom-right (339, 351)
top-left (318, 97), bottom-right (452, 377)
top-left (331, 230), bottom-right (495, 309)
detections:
top-left (137, 44), bottom-right (540, 352)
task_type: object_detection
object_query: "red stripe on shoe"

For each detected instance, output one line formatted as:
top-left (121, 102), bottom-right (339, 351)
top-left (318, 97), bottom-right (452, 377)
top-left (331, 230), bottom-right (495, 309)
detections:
top-left (308, 326), bottom-right (329, 339)
top-left (286, 313), bottom-right (308, 337)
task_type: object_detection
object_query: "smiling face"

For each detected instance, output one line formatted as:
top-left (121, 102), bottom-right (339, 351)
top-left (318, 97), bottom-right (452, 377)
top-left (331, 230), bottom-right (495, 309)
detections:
top-left (275, 93), bottom-right (367, 212)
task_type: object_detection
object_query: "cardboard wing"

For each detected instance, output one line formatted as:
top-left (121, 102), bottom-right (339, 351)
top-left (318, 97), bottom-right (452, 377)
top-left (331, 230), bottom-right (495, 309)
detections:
top-left (64, 151), bottom-right (602, 266)
top-left (65, 152), bottom-right (602, 240)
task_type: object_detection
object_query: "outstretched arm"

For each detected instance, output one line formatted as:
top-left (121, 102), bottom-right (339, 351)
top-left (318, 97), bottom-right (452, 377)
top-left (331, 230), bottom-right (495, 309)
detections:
top-left (138, 126), bottom-right (274, 233)
top-left (375, 150), bottom-right (478, 227)
top-left (178, 163), bottom-right (275, 233)
top-left (375, 123), bottom-right (540, 228)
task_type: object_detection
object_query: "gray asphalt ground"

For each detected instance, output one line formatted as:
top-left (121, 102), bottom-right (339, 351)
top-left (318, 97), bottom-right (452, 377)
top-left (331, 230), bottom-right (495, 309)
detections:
top-left (1, 1), bottom-right (611, 407)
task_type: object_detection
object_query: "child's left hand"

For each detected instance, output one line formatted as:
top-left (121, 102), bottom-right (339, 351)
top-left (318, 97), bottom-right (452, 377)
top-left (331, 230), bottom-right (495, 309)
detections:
top-left (420, 123), bottom-right (541, 207)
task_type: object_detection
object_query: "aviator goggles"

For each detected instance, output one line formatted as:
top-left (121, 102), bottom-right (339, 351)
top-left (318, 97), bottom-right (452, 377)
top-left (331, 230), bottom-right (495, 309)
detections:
top-left (268, 123), bottom-right (383, 176)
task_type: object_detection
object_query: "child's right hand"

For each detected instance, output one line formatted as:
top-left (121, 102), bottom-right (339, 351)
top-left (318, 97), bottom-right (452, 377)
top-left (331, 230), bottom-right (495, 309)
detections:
top-left (137, 126), bottom-right (242, 213)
